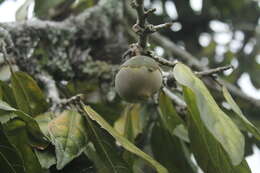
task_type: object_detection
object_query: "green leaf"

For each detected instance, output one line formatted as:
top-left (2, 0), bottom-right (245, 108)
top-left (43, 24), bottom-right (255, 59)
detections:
top-left (4, 119), bottom-right (44, 173)
top-left (15, 0), bottom-right (34, 21)
top-left (34, 113), bottom-right (53, 137)
top-left (173, 63), bottom-right (244, 166)
top-left (48, 110), bottom-right (88, 169)
top-left (35, 0), bottom-right (64, 18)
top-left (11, 71), bottom-right (48, 116)
top-left (114, 104), bottom-right (142, 167)
top-left (183, 87), bottom-right (251, 173)
top-left (158, 92), bottom-right (189, 142)
top-left (84, 144), bottom-right (114, 173)
top-left (71, 0), bottom-right (96, 12)
top-left (151, 123), bottom-right (197, 173)
top-left (0, 100), bottom-right (49, 149)
top-left (0, 123), bottom-right (25, 173)
top-left (0, 81), bottom-right (17, 108)
top-left (84, 125), bottom-right (130, 173)
top-left (222, 86), bottom-right (260, 140)
top-left (35, 149), bottom-right (56, 169)
top-left (83, 106), bottom-right (169, 173)
top-left (114, 104), bottom-right (142, 142)
top-left (0, 100), bottom-right (16, 111)
top-left (0, 110), bottom-right (17, 124)
top-left (34, 0), bottom-right (75, 19)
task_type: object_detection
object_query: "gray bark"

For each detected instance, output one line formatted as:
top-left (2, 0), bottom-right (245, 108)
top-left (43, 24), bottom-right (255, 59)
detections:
top-left (0, 0), bottom-right (126, 81)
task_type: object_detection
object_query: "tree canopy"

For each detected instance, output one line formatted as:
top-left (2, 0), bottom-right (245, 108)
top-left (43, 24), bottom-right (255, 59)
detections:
top-left (0, 0), bottom-right (259, 173)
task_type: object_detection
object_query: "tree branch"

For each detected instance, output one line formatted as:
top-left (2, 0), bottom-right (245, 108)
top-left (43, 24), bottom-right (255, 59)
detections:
top-left (130, 0), bottom-right (172, 53)
top-left (151, 33), bottom-right (260, 107)
top-left (0, 0), bottom-right (125, 81)
top-left (124, 1), bottom-right (260, 108)
top-left (195, 65), bottom-right (233, 77)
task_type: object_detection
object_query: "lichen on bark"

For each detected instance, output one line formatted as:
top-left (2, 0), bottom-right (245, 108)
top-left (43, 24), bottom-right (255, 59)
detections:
top-left (0, 0), bottom-right (126, 81)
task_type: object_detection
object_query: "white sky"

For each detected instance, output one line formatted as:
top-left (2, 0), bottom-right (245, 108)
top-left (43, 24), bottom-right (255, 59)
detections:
top-left (0, 0), bottom-right (260, 172)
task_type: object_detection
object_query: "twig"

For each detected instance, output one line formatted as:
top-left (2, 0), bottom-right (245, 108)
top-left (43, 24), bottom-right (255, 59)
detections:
top-left (149, 53), bottom-right (178, 67)
top-left (130, 0), bottom-right (172, 51)
top-left (195, 65), bottom-right (233, 77)
top-left (144, 8), bottom-right (156, 17)
top-left (162, 87), bottom-right (186, 107)
top-left (150, 33), bottom-right (260, 107)
top-left (131, 0), bottom-right (147, 49)
top-left (147, 23), bottom-right (173, 33)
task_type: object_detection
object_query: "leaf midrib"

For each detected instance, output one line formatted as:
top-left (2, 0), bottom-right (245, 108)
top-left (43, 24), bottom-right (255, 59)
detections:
top-left (85, 113), bottom-right (118, 173)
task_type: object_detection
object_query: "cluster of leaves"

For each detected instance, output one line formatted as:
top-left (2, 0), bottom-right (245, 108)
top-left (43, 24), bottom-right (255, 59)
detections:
top-left (0, 62), bottom-right (259, 173)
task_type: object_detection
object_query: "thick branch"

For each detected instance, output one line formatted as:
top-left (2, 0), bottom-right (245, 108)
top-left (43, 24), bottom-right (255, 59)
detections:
top-left (0, 0), bottom-right (125, 81)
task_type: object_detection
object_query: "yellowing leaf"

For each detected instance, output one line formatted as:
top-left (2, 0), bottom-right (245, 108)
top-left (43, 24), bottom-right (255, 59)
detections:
top-left (114, 104), bottom-right (142, 142)
top-left (48, 110), bottom-right (88, 169)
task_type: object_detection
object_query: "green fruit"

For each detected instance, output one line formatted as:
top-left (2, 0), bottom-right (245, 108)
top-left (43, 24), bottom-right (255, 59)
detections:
top-left (115, 56), bottom-right (162, 102)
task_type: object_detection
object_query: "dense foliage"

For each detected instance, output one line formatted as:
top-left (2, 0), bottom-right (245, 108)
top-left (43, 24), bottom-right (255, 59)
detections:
top-left (0, 0), bottom-right (259, 173)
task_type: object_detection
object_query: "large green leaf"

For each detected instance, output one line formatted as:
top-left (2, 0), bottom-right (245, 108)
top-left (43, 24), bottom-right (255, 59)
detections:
top-left (0, 123), bottom-right (25, 173)
top-left (0, 81), bottom-right (17, 108)
top-left (173, 63), bottom-right (244, 166)
top-left (84, 121), bottom-right (131, 173)
top-left (11, 71), bottom-right (48, 116)
top-left (48, 110), bottom-right (88, 169)
top-left (158, 92), bottom-right (189, 142)
top-left (222, 87), bottom-right (260, 140)
top-left (0, 100), bottom-right (48, 149)
top-left (151, 123), bottom-right (197, 173)
top-left (83, 106), bottom-right (168, 173)
top-left (183, 87), bottom-right (251, 173)
top-left (4, 119), bottom-right (44, 173)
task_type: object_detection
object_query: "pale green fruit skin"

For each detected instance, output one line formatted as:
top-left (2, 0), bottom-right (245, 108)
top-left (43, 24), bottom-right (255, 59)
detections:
top-left (115, 56), bottom-right (162, 102)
